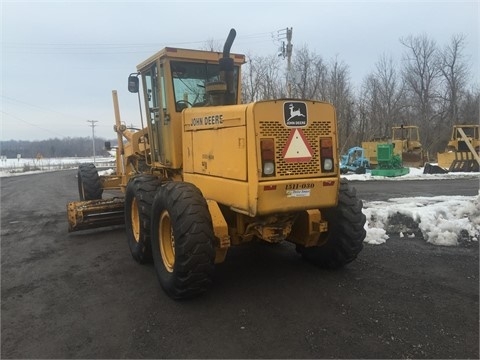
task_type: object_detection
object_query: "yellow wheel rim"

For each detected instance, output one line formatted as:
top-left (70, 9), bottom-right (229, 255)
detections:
top-left (159, 210), bottom-right (175, 273)
top-left (130, 197), bottom-right (140, 243)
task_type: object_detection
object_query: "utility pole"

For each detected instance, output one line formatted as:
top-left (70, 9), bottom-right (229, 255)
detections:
top-left (87, 120), bottom-right (98, 165)
top-left (286, 27), bottom-right (293, 98)
top-left (277, 27), bottom-right (293, 97)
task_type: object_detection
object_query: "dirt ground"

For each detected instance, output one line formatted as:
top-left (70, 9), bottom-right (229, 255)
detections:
top-left (1, 171), bottom-right (478, 359)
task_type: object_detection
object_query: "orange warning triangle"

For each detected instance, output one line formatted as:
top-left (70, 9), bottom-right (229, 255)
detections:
top-left (282, 128), bottom-right (313, 163)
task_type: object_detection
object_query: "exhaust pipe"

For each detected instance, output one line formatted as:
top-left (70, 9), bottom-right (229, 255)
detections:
top-left (219, 28), bottom-right (236, 105)
top-left (222, 28), bottom-right (236, 58)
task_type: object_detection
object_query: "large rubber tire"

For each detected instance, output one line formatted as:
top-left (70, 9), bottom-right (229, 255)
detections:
top-left (297, 178), bottom-right (366, 268)
top-left (77, 163), bottom-right (103, 200)
top-left (150, 182), bottom-right (215, 300)
top-left (125, 175), bottom-right (162, 264)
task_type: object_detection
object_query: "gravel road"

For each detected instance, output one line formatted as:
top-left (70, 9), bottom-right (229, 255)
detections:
top-left (1, 170), bottom-right (478, 359)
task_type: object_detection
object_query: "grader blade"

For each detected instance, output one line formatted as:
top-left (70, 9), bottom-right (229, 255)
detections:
top-left (67, 198), bottom-right (125, 232)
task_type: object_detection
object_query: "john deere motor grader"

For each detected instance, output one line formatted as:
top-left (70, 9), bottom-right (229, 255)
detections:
top-left (68, 29), bottom-right (366, 299)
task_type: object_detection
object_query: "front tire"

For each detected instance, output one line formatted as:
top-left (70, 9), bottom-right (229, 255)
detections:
top-left (151, 182), bottom-right (215, 300)
top-left (77, 163), bottom-right (103, 200)
top-left (297, 178), bottom-right (366, 268)
top-left (125, 175), bottom-right (162, 264)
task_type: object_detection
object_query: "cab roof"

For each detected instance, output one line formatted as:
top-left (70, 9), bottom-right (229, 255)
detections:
top-left (136, 47), bottom-right (246, 72)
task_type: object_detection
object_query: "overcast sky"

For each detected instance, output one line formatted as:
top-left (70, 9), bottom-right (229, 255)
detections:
top-left (1, 0), bottom-right (478, 142)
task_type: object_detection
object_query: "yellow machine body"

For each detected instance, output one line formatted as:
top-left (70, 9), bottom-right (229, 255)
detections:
top-left (437, 124), bottom-right (480, 171)
top-left (68, 35), bottom-right (341, 261)
top-left (182, 100), bottom-right (339, 217)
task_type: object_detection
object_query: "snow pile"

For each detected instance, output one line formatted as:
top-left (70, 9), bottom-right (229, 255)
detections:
top-left (344, 166), bottom-right (479, 181)
top-left (364, 193), bottom-right (480, 246)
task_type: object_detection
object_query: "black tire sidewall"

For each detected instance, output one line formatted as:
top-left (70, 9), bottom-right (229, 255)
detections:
top-left (124, 175), bottom-right (161, 264)
top-left (150, 184), bottom-right (173, 292)
top-left (299, 179), bottom-right (366, 268)
top-left (77, 163), bottom-right (103, 200)
top-left (151, 182), bottom-right (215, 299)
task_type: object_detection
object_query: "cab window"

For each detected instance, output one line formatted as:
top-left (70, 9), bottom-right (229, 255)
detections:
top-left (170, 61), bottom-right (239, 111)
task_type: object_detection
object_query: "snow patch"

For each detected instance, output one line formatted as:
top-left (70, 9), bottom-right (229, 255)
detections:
top-left (364, 193), bottom-right (480, 246)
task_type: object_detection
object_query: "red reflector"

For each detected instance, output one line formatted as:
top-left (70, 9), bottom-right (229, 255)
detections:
top-left (320, 138), bottom-right (333, 157)
top-left (321, 138), bottom-right (332, 148)
top-left (323, 181), bottom-right (335, 186)
top-left (261, 139), bottom-right (275, 161)
top-left (264, 185), bottom-right (277, 191)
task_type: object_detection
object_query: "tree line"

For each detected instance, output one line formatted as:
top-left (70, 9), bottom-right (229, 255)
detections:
top-left (241, 33), bottom-right (479, 156)
top-left (0, 137), bottom-right (114, 159)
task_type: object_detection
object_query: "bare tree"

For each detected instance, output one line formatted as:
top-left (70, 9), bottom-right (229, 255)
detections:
top-left (242, 54), bottom-right (264, 102)
top-left (325, 56), bottom-right (355, 149)
top-left (290, 45), bottom-right (328, 100)
top-left (242, 54), bottom-right (283, 102)
top-left (359, 54), bottom-right (406, 140)
top-left (260, 54), bottom-right (283, 99)
top-left (400, 34), bottom-right (442, 152)
top-left (201, 38), bottom-right (223, 52)
top-left (459, 86), bottom-right (480, 124)
top-left (438, 34), bottom-right (469, 126)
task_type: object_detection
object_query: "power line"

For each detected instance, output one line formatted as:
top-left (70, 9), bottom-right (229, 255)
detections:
top-left (0, 110), bottom-right (67, 138)
top-left (1, 95), bottom-right (101, 123)
top-left (1, 30), bottom-right (279, 55)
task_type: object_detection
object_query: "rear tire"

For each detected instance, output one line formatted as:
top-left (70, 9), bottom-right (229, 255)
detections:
top-left (77, 163), bottom-right (103, 200)
top-left (297, 178), bottom-right (366, 268)
top-left (125, 175), bottom-right (162, 264)
top-left (151, 182), bottom-right (215, 300)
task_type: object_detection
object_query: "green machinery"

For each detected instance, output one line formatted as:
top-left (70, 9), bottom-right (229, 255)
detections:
top-left (370, 143), bottom-right (410, 177)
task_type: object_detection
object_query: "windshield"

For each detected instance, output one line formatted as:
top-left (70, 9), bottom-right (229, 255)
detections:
top-left (170, 60), bottom-right (239, 109)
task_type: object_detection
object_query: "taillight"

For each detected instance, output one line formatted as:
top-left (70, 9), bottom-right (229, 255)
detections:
top-left (261, 138), bottom-right (275, 176)
top-left (320, 138), bottom-right (334, 172)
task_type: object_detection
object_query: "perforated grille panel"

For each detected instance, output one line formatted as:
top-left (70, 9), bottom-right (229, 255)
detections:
top-left (258, 121), bottom-right (333, 178)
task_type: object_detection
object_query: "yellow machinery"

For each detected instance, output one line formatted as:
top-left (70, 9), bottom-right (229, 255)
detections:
top-left (67, 29), bottom-right (366, 299)
top-left (362, 125), bottom-right (424, 168)
top-left (436, 124), bottom-right (480, 172)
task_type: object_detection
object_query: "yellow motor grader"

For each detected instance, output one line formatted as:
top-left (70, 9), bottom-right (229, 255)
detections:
top-left (67, 29), bottom-right (366, 299)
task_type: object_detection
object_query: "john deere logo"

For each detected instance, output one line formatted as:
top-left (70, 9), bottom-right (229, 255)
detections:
top-left (284, 102), bottom-right (307, 127)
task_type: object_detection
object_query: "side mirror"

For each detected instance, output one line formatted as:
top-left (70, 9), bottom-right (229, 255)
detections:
top-left (128, 74), bottom-right (139, 93)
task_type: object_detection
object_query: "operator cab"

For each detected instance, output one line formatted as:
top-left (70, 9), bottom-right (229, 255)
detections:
top-left (127, 44), bottom-right (245, 169)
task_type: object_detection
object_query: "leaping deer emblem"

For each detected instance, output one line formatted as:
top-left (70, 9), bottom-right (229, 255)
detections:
top-left (287, 103), bottom-right (305, 121)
